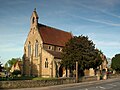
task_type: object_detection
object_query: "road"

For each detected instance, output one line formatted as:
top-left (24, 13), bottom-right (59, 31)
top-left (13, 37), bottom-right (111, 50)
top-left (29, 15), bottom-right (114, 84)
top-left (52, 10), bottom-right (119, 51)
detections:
top-left (8, 78), bottom-right (120, 90)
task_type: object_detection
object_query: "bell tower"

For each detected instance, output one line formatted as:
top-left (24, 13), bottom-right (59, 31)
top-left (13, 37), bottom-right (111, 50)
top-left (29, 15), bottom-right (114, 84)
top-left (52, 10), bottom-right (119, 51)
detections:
top-left (30, 8), bottom-right (39, 28)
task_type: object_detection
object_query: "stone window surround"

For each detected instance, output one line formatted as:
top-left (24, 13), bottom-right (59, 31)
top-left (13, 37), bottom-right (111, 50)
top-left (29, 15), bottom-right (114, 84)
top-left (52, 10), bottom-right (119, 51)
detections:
top-left (28, 41), bottom-right (31, 58)
top-left (35, 40), bottom-right (39, 57)
top-left (45, 58), bottom-right (48, 68)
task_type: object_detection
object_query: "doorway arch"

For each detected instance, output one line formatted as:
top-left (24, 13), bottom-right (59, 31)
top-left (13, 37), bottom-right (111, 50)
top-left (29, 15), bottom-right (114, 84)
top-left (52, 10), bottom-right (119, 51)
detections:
top-left (59, 66), bottom-right (63, 77)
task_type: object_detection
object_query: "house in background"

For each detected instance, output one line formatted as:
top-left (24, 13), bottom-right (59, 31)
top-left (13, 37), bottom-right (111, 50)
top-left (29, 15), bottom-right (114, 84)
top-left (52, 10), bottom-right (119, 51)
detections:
top-left (23, 9), bottom-right (72, 78)
top-left (107, 58), bottom-right (111, 68)
top-left (10, 60), bottom-right (22, 73)
top-left (84, 53), bottom-right (108, 76)
top-left (99, 54), bottom-right (108, 72)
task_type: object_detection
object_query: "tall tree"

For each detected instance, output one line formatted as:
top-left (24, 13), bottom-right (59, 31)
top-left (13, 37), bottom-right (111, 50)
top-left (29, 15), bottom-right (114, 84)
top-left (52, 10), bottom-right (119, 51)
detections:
top-left (4, 62), bottom-right (10, 72)
top-left (111, 54), bottom-right (120, 73)
top-left (62, 35), bottom-right (102, 76)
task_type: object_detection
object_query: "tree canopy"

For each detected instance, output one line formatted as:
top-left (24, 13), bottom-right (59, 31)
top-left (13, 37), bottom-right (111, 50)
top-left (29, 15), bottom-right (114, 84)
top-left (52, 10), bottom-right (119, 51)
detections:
top-left (0, 62), bottom-right (3, 72)
top-left (111, 54), bottom-right (120, 73)
top-left (62, 35), bottom-right (102, 71)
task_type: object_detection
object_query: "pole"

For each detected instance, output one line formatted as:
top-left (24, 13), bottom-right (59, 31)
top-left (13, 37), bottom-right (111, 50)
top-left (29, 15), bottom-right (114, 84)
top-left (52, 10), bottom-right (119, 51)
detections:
top-left (76, 61), bottom-right (78, 83)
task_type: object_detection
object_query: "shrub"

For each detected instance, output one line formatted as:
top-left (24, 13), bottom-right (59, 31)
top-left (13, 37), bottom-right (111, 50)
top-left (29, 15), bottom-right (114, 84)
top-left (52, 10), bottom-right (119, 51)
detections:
top-left (12, 70), bottom-right (21, 76)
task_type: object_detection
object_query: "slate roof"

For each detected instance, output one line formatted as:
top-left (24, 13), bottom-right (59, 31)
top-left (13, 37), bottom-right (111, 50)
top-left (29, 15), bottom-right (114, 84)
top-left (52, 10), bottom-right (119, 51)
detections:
top-left (38, 23), bottom-right (72, 47)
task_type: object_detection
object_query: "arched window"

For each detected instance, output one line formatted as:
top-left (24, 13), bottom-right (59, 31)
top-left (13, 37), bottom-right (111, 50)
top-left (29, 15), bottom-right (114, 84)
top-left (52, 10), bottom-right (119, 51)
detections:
top-left (24, 47), bottom-right (26, 53)
top-left (58, 47), bottom-right (61, 51)
top-left (32, 17), bottom-right (35, 24)
top-left (28, 41), bottom-right (31, 58)
top-left (45, 58), bottom-right (48, 68)
top-left (48, 46), bottom-right (51, 50)
top-left (35, 40), bottom-right (38, 57)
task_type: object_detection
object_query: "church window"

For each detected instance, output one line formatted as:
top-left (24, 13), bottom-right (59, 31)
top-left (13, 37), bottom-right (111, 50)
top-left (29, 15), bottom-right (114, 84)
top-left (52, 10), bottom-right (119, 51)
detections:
top-left (28, 41), bottom-right (31, 58)
top-left (32, 17), bottom-right (35, 24)
top-left (35, 40), bottom-right (38, 57)
top-left (59, 48), bottom-right (61, 51)
top-left (33, 30), bottom-right (34, 34)
top-left (24, 47), bottom-right (26, 53)
top-left (48, 46), bottom-right (51, 50)
top-left (45, 58), bottom-right (48, 68)
top-left (48, 46), bottom-right (53, 50)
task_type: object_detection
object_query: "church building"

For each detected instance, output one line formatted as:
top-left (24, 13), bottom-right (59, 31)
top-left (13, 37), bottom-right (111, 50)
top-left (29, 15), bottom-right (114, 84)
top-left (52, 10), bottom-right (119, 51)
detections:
top-left (23, 9), bottom-right (73, 77)
top-left (23, 9), bottom-right (108, 78)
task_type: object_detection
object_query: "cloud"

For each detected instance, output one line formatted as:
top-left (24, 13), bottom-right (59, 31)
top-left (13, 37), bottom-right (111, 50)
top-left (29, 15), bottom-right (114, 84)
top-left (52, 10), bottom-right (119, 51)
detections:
top-left (84, 33), bottom-right (120, 46)
top-left (101, 10), bottom-right (120, 19)
top-left (103, 0), bottom-right (120, 6)
top-left (4, 0), bottom-right (29, 5)
top-left (49, 1), bottom-right (120, 27)
top-left (0, 43), bottom-right (23, 52)
top-left (86, 32), bottom-right (119, 39)
top-left (69, 14), bottom-right (120, 26)
top-left (0, 33), bottom-right (25, 54)
top-left (73, 1), bottom-right (120, 19)
top-left (0, 47), bottom-right (23, 52)
top-left (94, 40), bottom-right (120, 49)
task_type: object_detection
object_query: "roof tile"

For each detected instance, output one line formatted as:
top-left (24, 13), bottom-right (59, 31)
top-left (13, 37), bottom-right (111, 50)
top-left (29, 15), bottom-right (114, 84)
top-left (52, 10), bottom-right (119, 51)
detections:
top-left (38, 24), bottom-right (72, 46)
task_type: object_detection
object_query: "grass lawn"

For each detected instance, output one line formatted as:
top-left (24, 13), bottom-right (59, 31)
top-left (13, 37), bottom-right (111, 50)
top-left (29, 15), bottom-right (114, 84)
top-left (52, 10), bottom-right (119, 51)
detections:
top-left (0, 76), bottom-right (57, 81)
top-left (32, 77), bottom-right (57, 80)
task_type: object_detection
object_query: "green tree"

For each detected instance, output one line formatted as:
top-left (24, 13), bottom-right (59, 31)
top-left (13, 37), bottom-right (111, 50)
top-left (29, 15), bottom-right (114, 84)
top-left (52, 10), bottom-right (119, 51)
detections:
top-left (4, 63), bottom-right (10, 72)
top-left (62, 35), bottom-right (102, 76)
top-left (111, 54), bottom-right (120, 73)
top-left (0, 62), bottom-right (3, 72)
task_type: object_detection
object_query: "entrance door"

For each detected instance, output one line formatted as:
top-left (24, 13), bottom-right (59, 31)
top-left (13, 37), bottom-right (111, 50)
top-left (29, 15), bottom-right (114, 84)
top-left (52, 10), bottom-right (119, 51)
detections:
top-left (59, 66), bottom-right (63, 77)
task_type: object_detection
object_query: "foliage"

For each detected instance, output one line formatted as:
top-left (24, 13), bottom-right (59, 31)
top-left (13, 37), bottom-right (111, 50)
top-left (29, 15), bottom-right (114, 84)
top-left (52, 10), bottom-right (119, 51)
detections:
top-left (62, 35), bottom-right (103, 72)
top-left (111, 54), bottom-right (120, 73)
top-left (32, 77), bottom-right (57, 80)
top-left (0, 76), bottom-right (57, 81)
top-left (4, 63), bottom-right (10, 72)
top-left (0, 62), bottom-right (3, 72)
top-left (7, 58), bottom-right (19, 67)
top-left (12, 70), bottom-right (21, 76)
top-left (0, 76), bottom-right (30, 81)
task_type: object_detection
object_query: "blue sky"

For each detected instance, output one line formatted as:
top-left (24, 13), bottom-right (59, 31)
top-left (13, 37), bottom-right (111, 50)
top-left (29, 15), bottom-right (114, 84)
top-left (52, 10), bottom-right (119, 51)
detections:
top-left (0, 0), bottom-right (120, 64)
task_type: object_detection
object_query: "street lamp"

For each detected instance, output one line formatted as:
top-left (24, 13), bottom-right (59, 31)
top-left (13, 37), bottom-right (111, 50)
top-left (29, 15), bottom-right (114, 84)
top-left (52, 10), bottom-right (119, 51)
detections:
top-left (76, 61), bottom-right (78, 83)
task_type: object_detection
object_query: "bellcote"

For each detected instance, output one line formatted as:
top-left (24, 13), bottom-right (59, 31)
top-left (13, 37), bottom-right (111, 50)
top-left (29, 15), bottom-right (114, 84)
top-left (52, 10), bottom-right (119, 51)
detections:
top-left (30, 8), bottom-right (39, 27)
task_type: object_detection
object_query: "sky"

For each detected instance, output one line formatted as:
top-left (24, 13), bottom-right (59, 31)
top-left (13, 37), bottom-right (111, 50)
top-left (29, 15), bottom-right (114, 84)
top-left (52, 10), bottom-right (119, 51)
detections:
top-left (0, 0), bottom-right (120, 64)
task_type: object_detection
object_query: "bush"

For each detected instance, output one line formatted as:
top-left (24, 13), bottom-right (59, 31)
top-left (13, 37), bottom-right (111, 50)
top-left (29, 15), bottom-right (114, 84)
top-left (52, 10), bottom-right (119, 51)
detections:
top-left (12, 70), bottom-right (21, 76)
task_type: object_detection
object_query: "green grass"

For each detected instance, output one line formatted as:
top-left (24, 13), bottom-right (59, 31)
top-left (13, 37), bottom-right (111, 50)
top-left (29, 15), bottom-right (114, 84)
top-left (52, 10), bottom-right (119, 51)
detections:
top-left (0, 76), bottom-right (57, 81)
top-left (32, 77), bottom-right (57, 80)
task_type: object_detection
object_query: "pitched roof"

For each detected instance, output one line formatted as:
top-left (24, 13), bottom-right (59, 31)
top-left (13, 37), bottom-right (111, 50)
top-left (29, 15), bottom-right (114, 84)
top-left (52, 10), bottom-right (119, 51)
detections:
top-left (38, 24), bottom-right (72, 47)
top-left (46, 50), bottom-right (62, 59)
top-left (11, 61), bottom-right (22, 72)
top-left (14, 61), bottom-right (22, 67)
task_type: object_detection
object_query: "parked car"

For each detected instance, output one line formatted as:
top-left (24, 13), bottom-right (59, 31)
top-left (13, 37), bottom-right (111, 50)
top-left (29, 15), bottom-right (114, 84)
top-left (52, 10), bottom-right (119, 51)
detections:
top-left (107, 71), bottom-right (113, 75)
